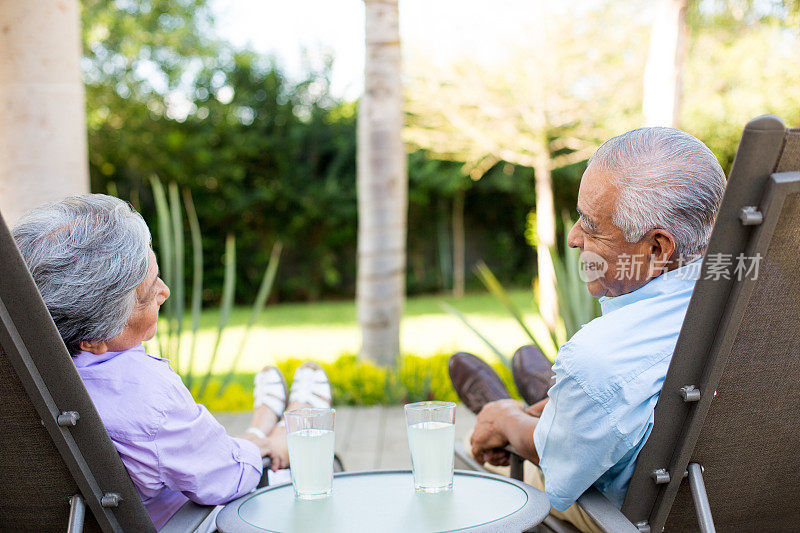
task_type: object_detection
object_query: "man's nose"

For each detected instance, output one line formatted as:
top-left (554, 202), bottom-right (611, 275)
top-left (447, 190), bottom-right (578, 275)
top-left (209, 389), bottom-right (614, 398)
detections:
top-left (567, 221), bottom-right (582, 249)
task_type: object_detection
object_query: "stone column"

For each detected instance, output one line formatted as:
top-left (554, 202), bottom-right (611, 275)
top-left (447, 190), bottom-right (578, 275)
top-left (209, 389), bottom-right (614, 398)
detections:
top-left (0, 0), bottom-right (89, 226)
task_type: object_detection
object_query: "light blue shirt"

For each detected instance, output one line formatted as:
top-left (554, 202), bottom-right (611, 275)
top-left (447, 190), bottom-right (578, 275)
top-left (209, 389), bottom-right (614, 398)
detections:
top-left (533, 260), bottom-right (701, 511)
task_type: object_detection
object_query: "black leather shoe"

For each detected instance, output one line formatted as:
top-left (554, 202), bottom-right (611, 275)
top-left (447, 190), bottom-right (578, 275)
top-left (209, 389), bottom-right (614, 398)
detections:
top-left (448, 352), bottom-right (512, 414)
top-left (512, 345), bottom-right (554, 406)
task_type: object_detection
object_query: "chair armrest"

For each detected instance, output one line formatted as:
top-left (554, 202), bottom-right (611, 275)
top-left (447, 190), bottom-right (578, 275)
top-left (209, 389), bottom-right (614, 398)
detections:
top-left (576, 486), bottom-right (639, 533)
top-left (159, 501), bottom-right (217, 533)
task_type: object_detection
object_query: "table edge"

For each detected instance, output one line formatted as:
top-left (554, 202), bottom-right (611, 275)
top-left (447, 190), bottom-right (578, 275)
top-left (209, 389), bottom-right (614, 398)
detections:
top-left (216, 469), bottom-right (550, 533)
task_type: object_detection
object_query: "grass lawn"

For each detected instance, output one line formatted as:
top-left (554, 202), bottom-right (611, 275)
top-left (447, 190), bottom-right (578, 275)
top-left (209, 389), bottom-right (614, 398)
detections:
top-left (145, 288), bottom-right (543, 376)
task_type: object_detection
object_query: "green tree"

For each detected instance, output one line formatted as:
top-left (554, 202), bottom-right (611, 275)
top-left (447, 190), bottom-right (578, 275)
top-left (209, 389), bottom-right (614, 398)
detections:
top-left (406, 1), bottom-right (647, 324)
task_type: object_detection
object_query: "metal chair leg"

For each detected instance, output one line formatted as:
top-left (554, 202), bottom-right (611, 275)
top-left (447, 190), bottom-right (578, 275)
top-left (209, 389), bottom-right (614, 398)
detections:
top-left (510, 452), bottom-right (525, 481)
top-left (688, 463), bottom-right (716, 533)
top-left (67, 494), bottom-right (85, 533)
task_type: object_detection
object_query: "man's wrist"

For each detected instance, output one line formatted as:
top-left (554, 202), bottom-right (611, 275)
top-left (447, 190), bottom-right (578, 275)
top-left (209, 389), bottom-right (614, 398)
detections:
top-left (500, 406), bottom-right (539, 464)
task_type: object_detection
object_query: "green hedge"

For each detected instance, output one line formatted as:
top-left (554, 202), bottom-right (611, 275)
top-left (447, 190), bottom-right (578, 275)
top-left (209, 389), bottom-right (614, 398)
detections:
top-left (193, 353), bottom-right (518, 412)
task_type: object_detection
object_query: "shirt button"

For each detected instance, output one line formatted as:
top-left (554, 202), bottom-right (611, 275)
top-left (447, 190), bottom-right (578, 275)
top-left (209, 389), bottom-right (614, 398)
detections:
top-left (234, 450), bottom-right (241, 460)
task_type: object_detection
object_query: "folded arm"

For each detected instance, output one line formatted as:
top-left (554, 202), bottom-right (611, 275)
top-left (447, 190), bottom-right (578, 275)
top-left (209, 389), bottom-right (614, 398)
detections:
top-left (470, 398), bottom-right (546, 466)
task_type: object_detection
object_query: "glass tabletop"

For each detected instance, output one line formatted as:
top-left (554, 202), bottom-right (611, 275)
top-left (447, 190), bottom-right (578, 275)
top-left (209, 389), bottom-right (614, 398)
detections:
top-left (216, 469), bottom-right (550, 533)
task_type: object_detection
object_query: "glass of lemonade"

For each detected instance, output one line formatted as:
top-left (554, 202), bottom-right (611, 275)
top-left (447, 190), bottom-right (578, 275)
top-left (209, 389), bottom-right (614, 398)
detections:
top-left (404, 401), bottom-right (456, 493)
top-left (284, 407), bottom-right (336, 500)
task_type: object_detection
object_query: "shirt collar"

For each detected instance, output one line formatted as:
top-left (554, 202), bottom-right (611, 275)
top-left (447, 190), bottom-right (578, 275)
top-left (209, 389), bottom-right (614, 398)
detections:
top-left (71, 343), bottom-right (147, 368)
top-left (598, 259), bottom-right (702, 315)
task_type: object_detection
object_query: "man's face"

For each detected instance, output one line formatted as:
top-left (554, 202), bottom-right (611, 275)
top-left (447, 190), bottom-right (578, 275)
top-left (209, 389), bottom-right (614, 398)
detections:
top-left (566, 165), bottom-right (665, 298)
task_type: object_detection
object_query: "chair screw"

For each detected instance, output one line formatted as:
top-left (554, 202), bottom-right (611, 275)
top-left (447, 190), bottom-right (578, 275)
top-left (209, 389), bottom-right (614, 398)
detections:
top-left (679, 385), bottom-right (701, 402)
top-left (57, 411), bottom-right (80, 427)
top-left (739, 206), bottom-right (763, 225)
top-left (101, 493), bottom-right (122, 508)
top-left (651, 468), bottom-right (671, 484)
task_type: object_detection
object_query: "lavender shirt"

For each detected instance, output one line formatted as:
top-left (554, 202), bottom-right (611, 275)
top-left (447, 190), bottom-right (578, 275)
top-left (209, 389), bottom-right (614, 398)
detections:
top-left (72, 344), bottom-right (262, 529)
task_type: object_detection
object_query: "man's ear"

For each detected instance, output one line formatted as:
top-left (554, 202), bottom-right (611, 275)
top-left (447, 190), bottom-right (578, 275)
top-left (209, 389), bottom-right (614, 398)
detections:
top-left (648, 228), bottom-right (677, 275)
top-left (79, 340), bottom-right (109, 355)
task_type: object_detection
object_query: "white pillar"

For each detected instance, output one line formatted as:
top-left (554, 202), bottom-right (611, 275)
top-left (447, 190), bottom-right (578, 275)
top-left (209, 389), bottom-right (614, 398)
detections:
top-left (0, 0), bottom-right (89, 226)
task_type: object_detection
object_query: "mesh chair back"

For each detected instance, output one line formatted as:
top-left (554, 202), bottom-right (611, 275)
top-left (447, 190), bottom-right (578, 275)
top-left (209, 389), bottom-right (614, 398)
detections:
top-left (0, 212), bottom-right (154, 532)
top-left (622, 116), bottom-right (800, 532)
top-left (0, 343), bottom-right (103, 532)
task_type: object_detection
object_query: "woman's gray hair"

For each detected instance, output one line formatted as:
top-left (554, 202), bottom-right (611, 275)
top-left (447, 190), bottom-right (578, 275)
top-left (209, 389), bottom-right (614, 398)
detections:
top-left (588, 127), bottom-right (726, 257)
top-left (12, 194), bottom-right (151, 354)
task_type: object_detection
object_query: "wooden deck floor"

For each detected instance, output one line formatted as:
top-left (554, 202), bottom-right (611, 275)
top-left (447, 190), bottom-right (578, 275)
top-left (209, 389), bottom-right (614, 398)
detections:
top-left (215, 405), bottom-right (476, 471)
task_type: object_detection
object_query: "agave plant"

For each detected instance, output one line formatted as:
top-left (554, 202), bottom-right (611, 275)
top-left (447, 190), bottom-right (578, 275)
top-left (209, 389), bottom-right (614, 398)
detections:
top-left (147, 177), bottom-right (282, 398)
top-left (443, 217), bottom-right (600, 366)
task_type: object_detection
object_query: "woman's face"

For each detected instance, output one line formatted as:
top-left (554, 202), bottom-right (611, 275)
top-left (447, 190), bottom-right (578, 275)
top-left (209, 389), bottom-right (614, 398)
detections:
top-left (96, 250), bottom-right (170, 353)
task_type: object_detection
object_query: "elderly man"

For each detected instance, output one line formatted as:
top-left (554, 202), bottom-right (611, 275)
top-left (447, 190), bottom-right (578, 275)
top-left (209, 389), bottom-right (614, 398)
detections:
top-left (450, 126), bottom-right (726, 532)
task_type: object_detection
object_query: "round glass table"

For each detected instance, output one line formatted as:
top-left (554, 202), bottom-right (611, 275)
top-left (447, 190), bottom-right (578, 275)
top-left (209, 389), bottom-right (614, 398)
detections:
top-left (216, 469), bottom-right (550, 532)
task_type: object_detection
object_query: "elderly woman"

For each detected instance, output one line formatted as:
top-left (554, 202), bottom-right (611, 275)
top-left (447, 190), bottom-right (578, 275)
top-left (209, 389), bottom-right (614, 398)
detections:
top-left (12, 194), bottom-right (332, 529)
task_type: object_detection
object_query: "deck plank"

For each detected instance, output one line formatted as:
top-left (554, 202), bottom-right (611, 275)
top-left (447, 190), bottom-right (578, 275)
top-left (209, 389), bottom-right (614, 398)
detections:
top-left (215, 404), bottom-right (478, 474)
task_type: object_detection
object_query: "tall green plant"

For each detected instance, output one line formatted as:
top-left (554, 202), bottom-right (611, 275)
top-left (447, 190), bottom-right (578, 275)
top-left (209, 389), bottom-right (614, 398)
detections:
top-left (149, 176), bottom-right (173, 358)
top-left (438, 302), bottom-right (510, 366)
top-left (182, 188), bottom-right (203, 388)
top-left (443, 229), bottom-right (600, 366)
top-left (552, 214), bottom-right (601, 339)
top-left (473, 261), bottom-right (559, 360)
top-left (217, 241), bottom-right (283, 396)
top-left (144, 182), bottom-right (283, 395)
top-left (198, 234), bottom-right (237, 398)
top-left (168, 183), bottom-right (185, 367)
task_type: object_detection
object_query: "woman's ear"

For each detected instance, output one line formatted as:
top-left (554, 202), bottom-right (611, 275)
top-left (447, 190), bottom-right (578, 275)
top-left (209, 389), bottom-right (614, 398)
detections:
top-left (79, 340), bottom-right (109, 355)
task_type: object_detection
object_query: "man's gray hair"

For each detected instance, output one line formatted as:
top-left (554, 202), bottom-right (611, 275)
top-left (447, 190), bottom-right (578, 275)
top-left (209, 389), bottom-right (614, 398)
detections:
top-left (588, 127), bottom-right (726, 257)
top-left (12, 194), bottom-right (151, 354)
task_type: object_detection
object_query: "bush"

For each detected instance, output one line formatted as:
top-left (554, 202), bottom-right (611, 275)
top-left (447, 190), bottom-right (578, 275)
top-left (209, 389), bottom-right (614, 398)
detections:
top-left (194, 352), bottom-right (519, 411)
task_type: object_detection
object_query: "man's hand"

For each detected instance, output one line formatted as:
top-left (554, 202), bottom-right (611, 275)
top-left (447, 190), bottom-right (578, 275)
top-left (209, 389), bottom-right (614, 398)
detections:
top-left (525, 397), bottom-right (549, 418)
top-left (470, 398), bottom-right (542, 466)
top-left (470, 399), bottom-right (523, 465)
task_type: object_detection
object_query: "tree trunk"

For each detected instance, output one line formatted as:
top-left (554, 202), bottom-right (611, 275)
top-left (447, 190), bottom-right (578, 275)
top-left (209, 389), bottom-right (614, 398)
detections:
top-left (642, 0), bottom-right (688, 127)
top-left (436, 198), bottom-right (452, 290)
top-left (534, 142), bottom-right (558, 329)
top-left (452, 189), bottom-right (465, 298)
top-left (357, 0), bottom-right (407, 366)
top-left (526, 3), bottom-right (558, 329)
top-left (0, 0), bottom-right (89, 225)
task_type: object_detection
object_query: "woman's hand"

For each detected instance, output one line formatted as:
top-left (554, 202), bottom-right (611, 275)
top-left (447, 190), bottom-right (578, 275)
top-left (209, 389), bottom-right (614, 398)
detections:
top-left (263, 433), bottom-right (289, 471)
top-left (240, 426), bottom-right (290, 471)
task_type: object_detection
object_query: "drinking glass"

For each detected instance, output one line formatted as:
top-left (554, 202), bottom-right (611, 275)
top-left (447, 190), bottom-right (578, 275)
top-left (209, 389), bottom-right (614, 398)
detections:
top-left (404, 401), bottom-right (456, 493)
top-left (284, 407), bottom-right (336, 499)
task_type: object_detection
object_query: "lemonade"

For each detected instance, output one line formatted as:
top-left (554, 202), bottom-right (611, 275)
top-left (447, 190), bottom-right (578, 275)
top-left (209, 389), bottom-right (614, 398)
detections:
top-left (407, 421), bottom-right (455, 492)
top-left (287, 428), bottom-right (335, 499)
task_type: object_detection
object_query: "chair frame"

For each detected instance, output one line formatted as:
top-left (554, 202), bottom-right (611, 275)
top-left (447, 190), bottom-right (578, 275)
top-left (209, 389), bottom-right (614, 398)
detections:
top-left (0, 211), bottom-right (216, 532)
top-left (457, 115), bottom-right (799, 533)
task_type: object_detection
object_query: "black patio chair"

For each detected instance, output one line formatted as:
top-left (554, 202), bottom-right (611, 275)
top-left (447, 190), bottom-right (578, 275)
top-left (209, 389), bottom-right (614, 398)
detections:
top-left (0, 209), bottom-right (288, 531)
top-left (457, 115), bottom-right (800, 533)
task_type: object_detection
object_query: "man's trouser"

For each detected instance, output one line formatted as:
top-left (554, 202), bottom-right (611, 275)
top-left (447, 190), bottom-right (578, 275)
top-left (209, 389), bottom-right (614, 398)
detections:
top-left (463, 431), bottom-right (604, 533)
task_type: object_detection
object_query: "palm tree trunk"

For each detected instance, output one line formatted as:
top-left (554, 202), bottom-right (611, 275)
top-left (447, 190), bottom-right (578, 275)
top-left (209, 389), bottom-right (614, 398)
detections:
top-left (642, 0), bottom-right (688, 127)
top-left (534, 144), bottom-right (558, 329)
top-left (357, 0), bottom-right (407, 365)
top-left (0, 0), bottom-right (88, 224)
